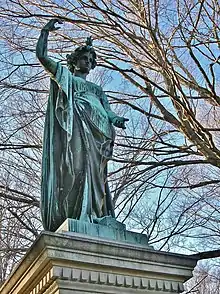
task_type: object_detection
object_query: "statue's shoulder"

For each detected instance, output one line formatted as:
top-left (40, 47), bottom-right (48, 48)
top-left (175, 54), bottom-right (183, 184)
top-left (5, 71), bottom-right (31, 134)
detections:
top-left (86, 80), bottom-right (103, 92)
top-left (55, 63), bottom-right (70, 80)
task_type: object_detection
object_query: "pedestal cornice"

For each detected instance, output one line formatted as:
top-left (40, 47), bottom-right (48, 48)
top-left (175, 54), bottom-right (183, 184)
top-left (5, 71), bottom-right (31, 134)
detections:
top-left (0, 231), bottom-right (199, 294)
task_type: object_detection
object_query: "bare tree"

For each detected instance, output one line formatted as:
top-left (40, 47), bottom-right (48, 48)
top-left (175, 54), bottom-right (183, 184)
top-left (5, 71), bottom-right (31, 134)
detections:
top-left (184, 260), bottom-right (220, 294)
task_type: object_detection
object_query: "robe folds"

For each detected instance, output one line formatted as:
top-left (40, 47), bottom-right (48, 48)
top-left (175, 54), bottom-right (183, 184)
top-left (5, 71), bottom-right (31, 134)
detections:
top-left (41, 63), bottom-right (115, 231)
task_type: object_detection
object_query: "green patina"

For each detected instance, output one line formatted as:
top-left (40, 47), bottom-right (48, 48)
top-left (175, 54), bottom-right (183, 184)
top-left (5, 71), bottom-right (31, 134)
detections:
top-left (36, 19), bottom-right (128, 232)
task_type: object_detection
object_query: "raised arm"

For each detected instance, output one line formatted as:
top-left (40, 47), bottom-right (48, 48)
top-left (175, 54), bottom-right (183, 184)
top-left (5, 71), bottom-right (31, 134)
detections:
top-left (36, 19), bottom-right (63, 76)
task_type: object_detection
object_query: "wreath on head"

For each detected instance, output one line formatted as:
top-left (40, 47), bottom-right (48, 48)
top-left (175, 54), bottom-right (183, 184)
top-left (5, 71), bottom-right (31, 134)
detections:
top-left (66, 36), bottom-right (97, 73)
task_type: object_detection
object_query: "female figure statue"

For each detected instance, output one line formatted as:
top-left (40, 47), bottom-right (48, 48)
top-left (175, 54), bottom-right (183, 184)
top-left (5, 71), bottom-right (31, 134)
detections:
top-left (36, 19), bottom-right (128, 231)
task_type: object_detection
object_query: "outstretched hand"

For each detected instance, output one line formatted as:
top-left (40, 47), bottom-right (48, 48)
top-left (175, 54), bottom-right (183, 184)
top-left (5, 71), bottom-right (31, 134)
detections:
top-left (112, 116), bottom-right (129, 129)
top-left (42, 19), bottom-right (63, 32)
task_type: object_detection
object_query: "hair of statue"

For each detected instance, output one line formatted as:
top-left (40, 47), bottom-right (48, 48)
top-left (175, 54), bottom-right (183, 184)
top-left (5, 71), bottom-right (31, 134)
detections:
top-left (66, 38), bottom-right (97, 73)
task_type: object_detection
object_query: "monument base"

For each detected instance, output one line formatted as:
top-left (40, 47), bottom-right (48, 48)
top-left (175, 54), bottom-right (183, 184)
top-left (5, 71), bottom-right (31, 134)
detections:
top-left (0, 220), bottom-right (198, 294)
top-left (56, 217), bottom-right (152, 247)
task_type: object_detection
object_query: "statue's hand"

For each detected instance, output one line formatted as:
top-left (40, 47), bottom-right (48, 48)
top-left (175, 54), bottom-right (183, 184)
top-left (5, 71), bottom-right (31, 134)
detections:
top-left (42, 19), bottom-right (63, 32)
top-left (112, 116), bottom-right (129, 129)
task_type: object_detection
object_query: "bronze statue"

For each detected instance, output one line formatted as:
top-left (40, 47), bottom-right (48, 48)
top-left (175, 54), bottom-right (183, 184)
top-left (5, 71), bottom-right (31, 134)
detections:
top-left (36, 19), bottom-right (128, 231)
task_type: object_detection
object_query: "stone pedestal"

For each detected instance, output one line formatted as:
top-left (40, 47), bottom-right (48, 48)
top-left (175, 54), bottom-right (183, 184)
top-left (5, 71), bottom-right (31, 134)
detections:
top-left (0, 224), bottom-right (198, 294)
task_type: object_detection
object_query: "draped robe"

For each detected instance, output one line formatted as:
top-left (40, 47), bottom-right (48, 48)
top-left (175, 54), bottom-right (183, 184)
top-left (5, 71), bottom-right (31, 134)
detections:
top-left (41, 63), bottom-right (116, 231)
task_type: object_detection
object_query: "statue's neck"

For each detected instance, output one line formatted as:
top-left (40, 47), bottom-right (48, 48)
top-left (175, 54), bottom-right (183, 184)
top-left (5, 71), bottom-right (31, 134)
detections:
top-left (74, 70), bottom-right (88, 80)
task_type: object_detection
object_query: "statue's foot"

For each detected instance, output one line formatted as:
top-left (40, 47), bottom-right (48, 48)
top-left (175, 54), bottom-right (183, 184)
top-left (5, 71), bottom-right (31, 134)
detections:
top-left (93, 216), bottom-right (126, 230)
top-left (93, 215), bottom-right (114, 224)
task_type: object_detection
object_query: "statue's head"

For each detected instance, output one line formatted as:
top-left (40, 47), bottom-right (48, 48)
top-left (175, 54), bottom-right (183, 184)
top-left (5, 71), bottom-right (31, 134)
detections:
top-left (66, 37), bottom-right (97, 74)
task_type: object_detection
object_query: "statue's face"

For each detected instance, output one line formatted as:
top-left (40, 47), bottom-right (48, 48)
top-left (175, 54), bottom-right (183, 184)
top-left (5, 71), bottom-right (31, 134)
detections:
top-left (75, 52), bottom-right (94, 74)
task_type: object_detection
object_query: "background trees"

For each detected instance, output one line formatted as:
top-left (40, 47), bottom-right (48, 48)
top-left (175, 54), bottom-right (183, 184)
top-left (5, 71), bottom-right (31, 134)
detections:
top-left (0, 0), bottom-right (219, 290)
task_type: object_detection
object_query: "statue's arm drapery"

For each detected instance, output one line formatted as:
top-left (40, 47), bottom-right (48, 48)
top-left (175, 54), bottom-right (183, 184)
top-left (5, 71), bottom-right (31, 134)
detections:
top-left (101, 92), bottom-right (118, 122)
top-left (41, 64), bottom-right (75, 231)
top-left (53, 63), bottom-right (74, 139)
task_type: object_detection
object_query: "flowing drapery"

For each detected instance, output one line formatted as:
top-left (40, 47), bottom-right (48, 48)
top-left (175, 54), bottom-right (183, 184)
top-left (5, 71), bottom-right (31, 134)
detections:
top-left (41, 64), bottom-right (115, 231)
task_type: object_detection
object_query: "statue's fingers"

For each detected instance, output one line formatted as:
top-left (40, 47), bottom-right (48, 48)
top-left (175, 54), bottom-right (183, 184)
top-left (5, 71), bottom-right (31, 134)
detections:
top-left (123, 118), bottom-right (129, 122)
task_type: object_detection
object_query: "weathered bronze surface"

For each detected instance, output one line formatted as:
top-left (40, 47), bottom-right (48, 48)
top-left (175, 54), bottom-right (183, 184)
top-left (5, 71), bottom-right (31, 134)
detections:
top-left (36, 19), bottom-right (128, 231)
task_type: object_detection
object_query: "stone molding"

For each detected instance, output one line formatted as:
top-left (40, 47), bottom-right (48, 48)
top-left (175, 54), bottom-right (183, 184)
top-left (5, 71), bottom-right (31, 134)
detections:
top-left (0, 232), bottom-right (198, 294)
top-left (30, 266), bottom-right (184, 294)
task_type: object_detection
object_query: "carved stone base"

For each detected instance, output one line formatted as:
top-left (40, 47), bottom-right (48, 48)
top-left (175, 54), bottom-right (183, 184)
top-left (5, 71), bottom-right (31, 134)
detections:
top-left (0, 229), bottom-right (198, 294)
